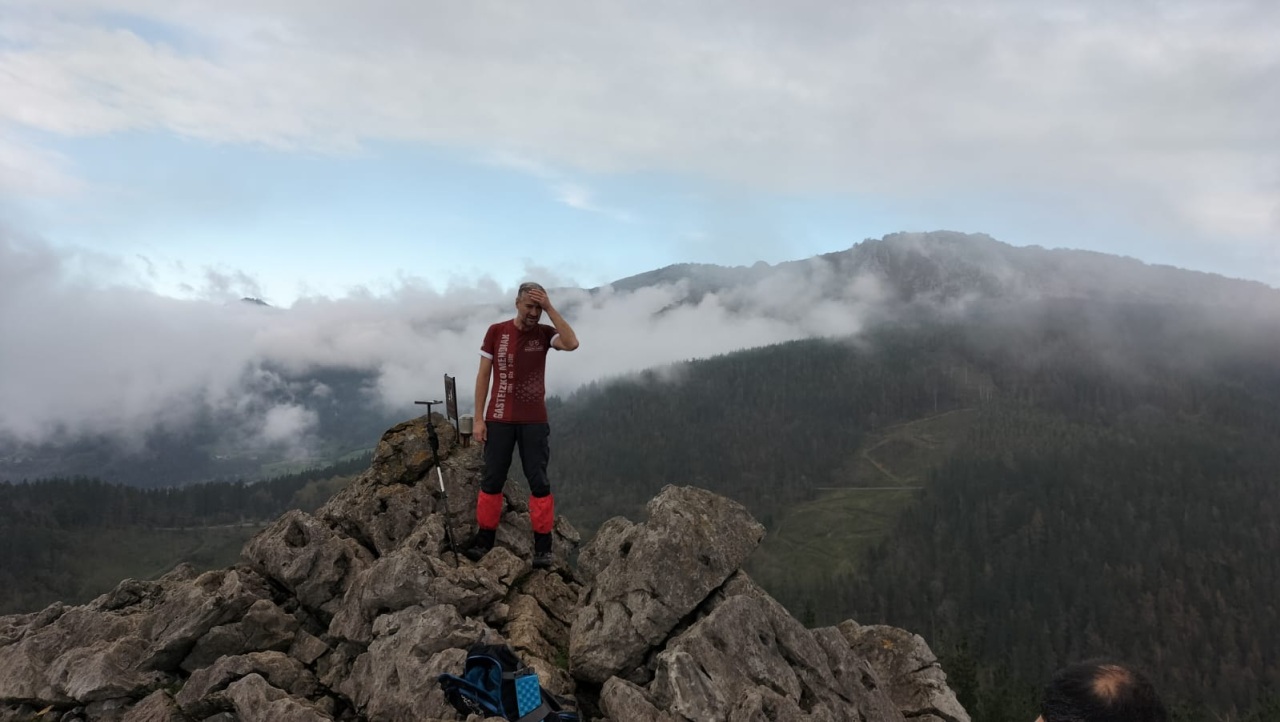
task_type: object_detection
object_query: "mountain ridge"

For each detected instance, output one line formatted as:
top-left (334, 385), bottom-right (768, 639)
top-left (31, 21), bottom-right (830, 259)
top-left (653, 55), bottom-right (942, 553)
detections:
top-left (606, 231), bottom-right (1280, 309)
top-left (5, 230), bottom-right (1276, 489)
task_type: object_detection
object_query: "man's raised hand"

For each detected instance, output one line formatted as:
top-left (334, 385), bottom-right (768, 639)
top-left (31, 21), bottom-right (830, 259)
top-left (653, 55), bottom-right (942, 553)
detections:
top-left (526, 288), bottom-right (554, 313)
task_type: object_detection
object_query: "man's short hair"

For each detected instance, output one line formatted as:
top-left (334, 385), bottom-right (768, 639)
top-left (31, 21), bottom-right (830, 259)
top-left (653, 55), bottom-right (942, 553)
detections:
top-left (516, 282), bottom-right (545, 300)
top-left (1041, 660), bottom-right (1168, 722)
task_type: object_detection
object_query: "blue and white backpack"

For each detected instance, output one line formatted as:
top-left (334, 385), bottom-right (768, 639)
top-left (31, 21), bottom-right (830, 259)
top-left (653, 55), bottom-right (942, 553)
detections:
top-left (437, 643), bottom-right (579, 722)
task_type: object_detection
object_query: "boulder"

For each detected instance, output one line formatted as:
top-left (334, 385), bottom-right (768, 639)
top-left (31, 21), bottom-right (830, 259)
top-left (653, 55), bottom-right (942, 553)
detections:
top-left (175, 651), bottom-right (318, 719)
top-left (0, 568), bottom-right (271, 704)
top-left (225, 674), bottom-right (333, 722)
top-left (120, 690), bottom-right (186, 722)
top-left (646, 593), bottom-right (903, 722)
top-left (569, 486), bottom-right (765, 683)
top-left (240, 510), bottom-right (375, 622)
top-left (181, 598), bottom-right (299, 672)
top-left (840, 623), bottom-right (970, 722)
top-left (599, 677), bottom-right (680, 722)
top-left (327, 541), bottom-right (510, 644)
top-left (339, 604), bottom-right (488, 721)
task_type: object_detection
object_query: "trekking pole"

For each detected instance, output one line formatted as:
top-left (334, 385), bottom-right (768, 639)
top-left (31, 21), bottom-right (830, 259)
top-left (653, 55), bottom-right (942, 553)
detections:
top-left (416, 400), bottom-right (460, 565)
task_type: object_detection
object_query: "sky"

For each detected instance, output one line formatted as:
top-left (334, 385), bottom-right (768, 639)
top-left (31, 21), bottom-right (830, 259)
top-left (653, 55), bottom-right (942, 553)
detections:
top-left (2, 0), bottom-right (1279, 449)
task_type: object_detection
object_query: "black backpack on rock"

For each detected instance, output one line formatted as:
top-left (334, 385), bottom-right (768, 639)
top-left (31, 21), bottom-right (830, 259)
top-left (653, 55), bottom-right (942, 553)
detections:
top-left (437, 643), bottom-right (579, 722)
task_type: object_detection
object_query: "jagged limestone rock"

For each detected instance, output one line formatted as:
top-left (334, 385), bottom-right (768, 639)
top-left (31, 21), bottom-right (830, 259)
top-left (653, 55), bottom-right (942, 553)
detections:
top-left (339, 604), bottom-right (488, 722)
top-left (506, 592), bottom-right (562, 665)
top-left (574, 517), bottom-right (637, 586)
top-left (599, 677), bottom-right (681, 722)
top-left (225, 673), bottom-right (333, 722)
top-left (646, 593), bottom-right (904, 722)
top-left (0, 415), bottom-right (970, 722)
top-left (364, 417), bottom-right (459, 488)
top-left (47, 635), bottom-right (162, 703)
top-left (240, 510), bottom-right (374, 621)
top-left (327, 541), bottom-right (511, 644)
top-left (181, 598), bottom-right (299, 672)
top-left (84, 696), bottom-right (135, 720)
top-left (840, 622), bottom-right (970, 722)
top-left (136, 568), bottom-right (275, 671)
top-left (0, 568), bottom-right (270, 704)
top-left (119, 690), bottom-right (185, 722)
top-left (321, 476), bottom-right (442, 558)
top-left (569, 485), bottom-right (766, 684)
top-left (499, 570), bottom-right (582, 699)
top-left (175, 651), bottom-right (318, 719)
top-left (288, 631), bottom-right (330, 666)
top-left (504, 571), bottom-right (580, 668)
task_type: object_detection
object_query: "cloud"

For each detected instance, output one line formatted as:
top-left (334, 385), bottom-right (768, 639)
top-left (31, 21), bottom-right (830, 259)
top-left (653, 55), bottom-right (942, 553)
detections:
top-left (0, 232), bottom-right (886, 447)
top-left (178, 267), bottom-right (266, 302)
top-left (485, 151), bottom-right (636, 221)
top-left (0, 127), bottom-right (82, 196)
top-left (259, 403), bottom-right (318, 444)
top-left (3, 0), bottom-right (1275, 251)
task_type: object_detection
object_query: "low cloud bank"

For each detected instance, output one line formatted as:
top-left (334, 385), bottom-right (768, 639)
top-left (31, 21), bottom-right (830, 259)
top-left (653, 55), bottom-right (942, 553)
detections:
top-left (0, 234), bottom-right (887, 449)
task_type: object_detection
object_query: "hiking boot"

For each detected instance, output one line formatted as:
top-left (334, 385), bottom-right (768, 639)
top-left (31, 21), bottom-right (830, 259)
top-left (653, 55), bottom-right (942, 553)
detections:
top-left (464, 529), bottom-right (495, 562)
top-left (532, 532), bottom-right (553, 568)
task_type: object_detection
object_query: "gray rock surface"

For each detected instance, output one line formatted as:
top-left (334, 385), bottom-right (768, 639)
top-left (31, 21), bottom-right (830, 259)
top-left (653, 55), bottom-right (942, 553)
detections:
top-left (647, 593), bottom-right (904, 722)
top-left (339, 604), bottom-right (485, 721)
top-left (0, 415), bottom-right (969, 722)
top-left (176, 651), bottom-right (318, 718)
top-left (841, 623), bottom-right (971, 722)
top-left (569, 485), bottom-right (766, 684)
top-left (226, 674), bottom-right (333, 722)
top-left (181, 598), bottom-right (299, 672)
top-left (0, 568), bottom-right (271, 705)
top-left (119, 690), bottom-right (186, 722)
top-left (598, 677), bottom-right (680, 722)
top-left (241, 510), bottom-right (375, 622)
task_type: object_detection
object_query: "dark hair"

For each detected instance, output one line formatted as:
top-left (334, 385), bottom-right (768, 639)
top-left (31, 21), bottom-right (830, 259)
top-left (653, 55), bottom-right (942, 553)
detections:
top-left (1041, 660), bottom-right (1168, 722)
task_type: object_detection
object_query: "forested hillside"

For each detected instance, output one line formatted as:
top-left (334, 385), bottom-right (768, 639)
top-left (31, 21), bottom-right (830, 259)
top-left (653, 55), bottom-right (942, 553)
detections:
top-left (0, 454), bottom-right (368, 614)
top-left (548, 296), bottom-right (1280, 721)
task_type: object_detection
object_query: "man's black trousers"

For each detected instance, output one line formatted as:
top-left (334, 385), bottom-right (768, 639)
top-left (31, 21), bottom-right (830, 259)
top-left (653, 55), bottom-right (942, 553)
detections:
top-left (481, 421), bottom-right (551, 497)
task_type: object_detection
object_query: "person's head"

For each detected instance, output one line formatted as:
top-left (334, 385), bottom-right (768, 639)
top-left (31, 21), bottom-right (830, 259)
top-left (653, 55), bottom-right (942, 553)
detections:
top-left (514, 282), bottom-right (545, 329)
top-left (1038, 660), bottom-right (1168, 722)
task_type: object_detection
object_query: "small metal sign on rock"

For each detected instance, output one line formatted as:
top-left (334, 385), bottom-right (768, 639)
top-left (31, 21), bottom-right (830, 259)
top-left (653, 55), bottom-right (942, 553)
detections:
top-left (444, 373), bottom-right (459, 426)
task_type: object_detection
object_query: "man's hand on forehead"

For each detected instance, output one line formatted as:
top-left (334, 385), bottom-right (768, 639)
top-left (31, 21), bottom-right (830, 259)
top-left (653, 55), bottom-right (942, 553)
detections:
top-left (527, 288), bottom-right (553, 311)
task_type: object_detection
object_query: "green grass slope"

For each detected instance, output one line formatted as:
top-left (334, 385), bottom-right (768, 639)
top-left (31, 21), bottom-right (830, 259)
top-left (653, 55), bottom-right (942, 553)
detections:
top-left (747, 409), bottom-right (978, 594)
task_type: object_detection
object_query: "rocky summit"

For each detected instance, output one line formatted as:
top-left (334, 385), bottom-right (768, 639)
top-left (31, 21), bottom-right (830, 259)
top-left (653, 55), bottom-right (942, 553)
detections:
top-left (0, 416), bottom-right (969, 722)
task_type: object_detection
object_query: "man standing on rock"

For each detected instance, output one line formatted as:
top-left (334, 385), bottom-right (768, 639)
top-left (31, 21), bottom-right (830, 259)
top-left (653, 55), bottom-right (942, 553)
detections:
top-left (465, 282), bottom-right (579, 568)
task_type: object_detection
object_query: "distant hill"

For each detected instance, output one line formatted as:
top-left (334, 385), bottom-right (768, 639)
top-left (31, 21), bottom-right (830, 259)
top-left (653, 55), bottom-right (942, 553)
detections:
top-left (545, 289), bottom-right (1280, 719)
top-left (605, 231), bottom-right (1279, 311)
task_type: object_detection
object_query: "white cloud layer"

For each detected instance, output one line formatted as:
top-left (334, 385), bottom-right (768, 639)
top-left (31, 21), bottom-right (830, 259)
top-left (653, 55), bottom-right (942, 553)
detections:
top-left (0, 232), bottom-right (883, 445)
top-left (1, 0), bottom-right (1276, 247)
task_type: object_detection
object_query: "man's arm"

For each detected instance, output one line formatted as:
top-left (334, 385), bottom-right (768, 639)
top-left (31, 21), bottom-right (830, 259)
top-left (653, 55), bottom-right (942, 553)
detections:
top-left (528, 289), bottom-right (579, 351)
top-left (474, 356), bottom-right (492, 443)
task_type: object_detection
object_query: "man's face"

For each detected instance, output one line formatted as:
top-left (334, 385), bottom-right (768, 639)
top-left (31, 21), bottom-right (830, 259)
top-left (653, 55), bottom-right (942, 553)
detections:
top-left (515, 294), bottom-right (543, 329)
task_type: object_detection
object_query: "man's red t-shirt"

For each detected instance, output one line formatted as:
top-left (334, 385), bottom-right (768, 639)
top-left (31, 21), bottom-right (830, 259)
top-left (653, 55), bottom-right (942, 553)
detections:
top-left (480, 320), bottom-right (559, 423)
